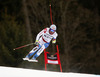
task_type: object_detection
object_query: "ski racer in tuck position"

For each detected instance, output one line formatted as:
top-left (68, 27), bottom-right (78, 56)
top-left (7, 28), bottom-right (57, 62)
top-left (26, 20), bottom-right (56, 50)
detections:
top-left (23, 24), bottom-right (58, 62)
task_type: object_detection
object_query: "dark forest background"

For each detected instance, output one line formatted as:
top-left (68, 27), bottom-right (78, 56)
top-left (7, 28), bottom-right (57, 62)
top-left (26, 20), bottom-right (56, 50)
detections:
top-left (0, 0), bottom-right (100, 74)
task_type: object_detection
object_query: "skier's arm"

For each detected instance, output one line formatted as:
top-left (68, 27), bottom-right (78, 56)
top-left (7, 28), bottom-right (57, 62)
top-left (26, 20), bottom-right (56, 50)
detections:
top-left (52, 33), bottom-right (58, 44)
top-left (35, 30), bottom-right (44, 45)
top-left (36, 29), bottom-right (44, 41)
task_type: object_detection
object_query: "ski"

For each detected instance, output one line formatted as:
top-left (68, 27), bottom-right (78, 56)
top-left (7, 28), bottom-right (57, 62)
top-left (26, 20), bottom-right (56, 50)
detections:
top-left (28, 59), bottom-right (38, 62)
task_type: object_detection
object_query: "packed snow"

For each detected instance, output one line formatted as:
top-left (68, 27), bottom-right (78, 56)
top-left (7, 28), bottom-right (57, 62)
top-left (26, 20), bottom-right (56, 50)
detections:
top-left (0, 66), bottom-right (99, 77)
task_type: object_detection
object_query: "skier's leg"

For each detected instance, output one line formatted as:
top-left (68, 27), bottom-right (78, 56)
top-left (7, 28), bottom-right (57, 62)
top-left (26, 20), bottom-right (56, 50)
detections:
top-left (32, 43), bottom-right (50, 59)
top-left (32, 45), bottom-right (45, 59)
top-left (25, 44), bottom-right (41, 58)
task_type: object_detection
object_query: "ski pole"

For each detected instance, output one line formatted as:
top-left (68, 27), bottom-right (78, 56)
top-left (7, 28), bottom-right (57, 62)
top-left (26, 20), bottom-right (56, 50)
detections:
top-left (13, 43), bottom-right (35, 50)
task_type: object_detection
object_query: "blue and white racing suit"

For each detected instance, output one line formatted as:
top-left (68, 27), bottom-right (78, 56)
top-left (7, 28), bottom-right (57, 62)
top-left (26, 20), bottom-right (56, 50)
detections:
top-left (26, 27), bottom-right (58, 59)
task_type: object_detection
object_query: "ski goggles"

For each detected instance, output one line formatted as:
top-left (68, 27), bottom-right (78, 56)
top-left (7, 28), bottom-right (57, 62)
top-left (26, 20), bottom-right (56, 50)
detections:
top-left (50, 28), bottom-right (55, 32)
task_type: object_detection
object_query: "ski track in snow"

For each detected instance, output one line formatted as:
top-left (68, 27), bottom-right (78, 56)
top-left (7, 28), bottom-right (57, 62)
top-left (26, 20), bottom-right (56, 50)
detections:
top-left (0, 66), bottom-right (99, 77)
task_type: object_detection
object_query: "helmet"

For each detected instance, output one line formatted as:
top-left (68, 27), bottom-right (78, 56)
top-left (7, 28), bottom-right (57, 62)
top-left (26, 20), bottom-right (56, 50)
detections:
top-left (50, 24), bottom-right (56, 31)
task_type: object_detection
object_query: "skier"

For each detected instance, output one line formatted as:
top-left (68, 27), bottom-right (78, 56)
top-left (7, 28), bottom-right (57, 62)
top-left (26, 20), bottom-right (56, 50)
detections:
top-left (23, 24), bottom-right (58, 62)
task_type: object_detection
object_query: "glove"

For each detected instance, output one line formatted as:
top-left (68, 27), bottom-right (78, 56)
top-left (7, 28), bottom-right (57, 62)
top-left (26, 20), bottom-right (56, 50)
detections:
top-left (35, 40), bottom-right (39, 45)
top-left (52, 39), bottom-right (56, 44)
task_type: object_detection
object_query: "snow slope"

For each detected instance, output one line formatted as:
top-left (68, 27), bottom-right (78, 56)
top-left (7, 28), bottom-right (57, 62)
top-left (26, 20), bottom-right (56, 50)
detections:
top-left (0, 66), bottom-right (99, 77)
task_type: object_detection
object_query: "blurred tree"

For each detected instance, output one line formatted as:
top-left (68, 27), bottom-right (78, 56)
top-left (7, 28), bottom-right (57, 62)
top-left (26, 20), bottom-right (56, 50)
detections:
top-left (22, 0), bottom-right (33, 44)
top-left (0, 8), bottom-right (29, 66)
